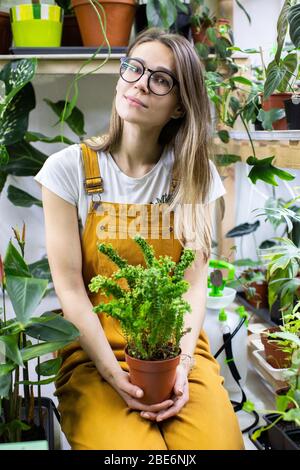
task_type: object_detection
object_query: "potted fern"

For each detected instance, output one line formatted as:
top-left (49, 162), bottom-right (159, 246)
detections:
top-left (89, 235), bottom-right (195, 405)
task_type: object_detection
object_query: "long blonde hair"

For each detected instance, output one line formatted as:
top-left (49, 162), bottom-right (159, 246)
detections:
top-left (86, 28), bottom-right (212, 262)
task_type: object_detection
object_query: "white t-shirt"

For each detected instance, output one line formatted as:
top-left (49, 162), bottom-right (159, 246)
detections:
top-left (34, 144), bottom-right (225, 232)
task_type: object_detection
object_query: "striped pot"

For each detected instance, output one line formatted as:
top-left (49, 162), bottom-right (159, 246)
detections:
top-left (10, 4), bottom-right (63, 47)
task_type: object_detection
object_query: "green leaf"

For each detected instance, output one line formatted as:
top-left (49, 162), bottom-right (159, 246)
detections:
top-left (3, 140), bottom-right (48, 176)
top-left (0, 373), bottom-right (11, 398)
top-left (264, 61), bottom-right (287, 98)
top-left (247, 156), bottom-right (295, 186)
top-left (28, 258), bottom-right (51, 281)
top-left (0, 363), bottom-right (15, 377)
top-left (25, 131), bottom-right (75, 145)
top-left (4, 241), bottom-right (31, 277)
top-left (21, 340), bottom-right (70, 362)
top-left (230, 76), bottom-right (253, 87)
top-left (232, 258), bottom-right (261, 267)
top-left (5, 276), bottom-right (48, 324)
top-left (35, 357), bottom-right (62, 377)
top-left (206, 27), bottom-right (217, 44)
top-left (257, 108), bottom-right (286, 130)
top-left (17, 376), bottom-right (57, 386)
top-left (275, 0), bottom-right (294, 63)
top-left (0, 58), bottom-right (37, 106)
top-left (288, 3), bottom-right (300, 48)
top-left (0, 145), bottom-right (9, 167)
top-left (195, 42), bottom-right (209, 60)
top-left (259, 239), bottom-right (277, 249)
top-left (277, 53), bottom-right (298, 92)
top-left (0, 335), bottom-right (24, 367)
top-left (215, 37), bottom-right (231, 59)
top-left (217, 130), bottom-right (230, 143)
top-left (214, 154), bottom-right (241, 166)
top-left (226, 221), bottom-right (260, 238)
top-left (0, 83), bottom-right (35, 147)
top-left (7, 185), bottom-right (42, 208)
top-left (44, 99), bottom-right (86, 137)
top-left (25, 311), bottom-right (79, 343)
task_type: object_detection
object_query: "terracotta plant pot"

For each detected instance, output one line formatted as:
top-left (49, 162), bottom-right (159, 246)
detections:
top-left (261, 93), bottom-right (292, 130)
top-left (246, 280), bottom-right (269, 309)
top-left (61, 14), bottom-right (83, 47)
top-left (0, 11), bottom-right (12, 54)
top-left (71, 0), bottom-right (136, 47)
top-left (125, 349), bottom-right (180, 405)
top-left (260, 327), bottom-right (291, 369)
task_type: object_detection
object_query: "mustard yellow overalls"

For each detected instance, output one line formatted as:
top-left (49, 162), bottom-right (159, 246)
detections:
top-left (54, 143), bottom-right (244, 450)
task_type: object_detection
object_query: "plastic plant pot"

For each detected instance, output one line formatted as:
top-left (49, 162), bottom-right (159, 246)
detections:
top-left (10, 4), bottom-right (63, 47)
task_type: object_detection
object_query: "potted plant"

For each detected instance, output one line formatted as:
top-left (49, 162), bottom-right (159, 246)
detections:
top-left (71, 0), bottom-right (136, 47)
top-left (261, 1), bottom-right (300, 130)
top-left (0, 230), bottom-right (79, 449)
top-left (247, 341), bottom-right (300, 450)
top-left (10, 1), bottom-right (64, 48)
top-left (88, 235), bottom-right (195, 405)
top-left (135, 0), bottom-right (190, 37)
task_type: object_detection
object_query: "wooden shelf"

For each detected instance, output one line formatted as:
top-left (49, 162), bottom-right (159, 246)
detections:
top-left (214, 130), bottom-right (300, 169)
top-left (0, 54), bottom-right (124, 75)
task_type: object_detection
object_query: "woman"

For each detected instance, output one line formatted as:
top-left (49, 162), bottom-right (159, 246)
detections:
top-left (35, 27), bottom-right (244, 450)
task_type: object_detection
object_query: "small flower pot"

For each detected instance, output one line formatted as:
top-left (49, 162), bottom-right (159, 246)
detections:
top-left (260, 327), bottom-right (291, 369)
top-left (71, 0), bottom-right (136, 47)
top-left (10, 4), bottom-right (63, 47)
top-left (245, 280), bottom-right (269, 309)
top-left (125, 349), bottom-right (180, 405)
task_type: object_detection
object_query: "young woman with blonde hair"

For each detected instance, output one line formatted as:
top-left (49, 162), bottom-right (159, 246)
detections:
top-left (35, 27), bottom-right (244, 450)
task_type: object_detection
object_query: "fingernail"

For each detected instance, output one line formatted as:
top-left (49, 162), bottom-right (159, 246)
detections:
top-left (177, 389), bottom-right (183, 396)
top-left (136, 390), bottom-right (143, 398)
top-left (142, 413), bottom-right (149, 418)
top-left (156, 417), bottom-right (163, 422)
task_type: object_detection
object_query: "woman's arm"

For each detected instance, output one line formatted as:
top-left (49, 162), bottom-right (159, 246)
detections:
top-left (42, 187), bottom-right (174, 413)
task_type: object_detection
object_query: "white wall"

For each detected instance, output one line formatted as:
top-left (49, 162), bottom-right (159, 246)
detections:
top-left (233, 0), bottom-right (284, 67)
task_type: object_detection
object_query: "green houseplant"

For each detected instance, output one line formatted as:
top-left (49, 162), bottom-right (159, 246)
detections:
top-left (88, 235), bottom-right (195, 404)
top-left (0, 231), bottom-right (79, 449)
top-left (247, 334), bottom-right (300, 450)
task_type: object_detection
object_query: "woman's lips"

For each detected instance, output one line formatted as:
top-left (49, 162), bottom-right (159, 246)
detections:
top-left (125, 96), bottom-right (147, 108)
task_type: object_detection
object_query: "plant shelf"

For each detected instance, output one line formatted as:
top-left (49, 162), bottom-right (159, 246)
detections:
top-left (0, 53), bottom-right (125, 75)
top-left (214, 130), bottom-right (300, 169)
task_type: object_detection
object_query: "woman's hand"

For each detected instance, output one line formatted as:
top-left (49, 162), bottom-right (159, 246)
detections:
top-left (140, 364), bottom-right (189, 422)
top-left (110, 370), bottom-right (174, 415)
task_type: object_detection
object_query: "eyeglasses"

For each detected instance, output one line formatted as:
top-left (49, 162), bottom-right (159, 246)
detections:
top-left (119, 57), bottom-right (178, 96)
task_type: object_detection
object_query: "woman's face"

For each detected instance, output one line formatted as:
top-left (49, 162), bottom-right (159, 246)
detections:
top-left (115, 41), bottom-right (182, 130)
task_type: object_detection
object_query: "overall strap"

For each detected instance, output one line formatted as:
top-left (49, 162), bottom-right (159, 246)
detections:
top-left (81, 143), bottom-right (104, 195)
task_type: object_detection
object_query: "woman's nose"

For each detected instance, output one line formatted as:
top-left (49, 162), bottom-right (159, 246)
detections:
top-left (134, 72), bottom-right (150, 93)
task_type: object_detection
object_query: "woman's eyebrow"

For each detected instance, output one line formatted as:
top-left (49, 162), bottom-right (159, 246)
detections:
top-left (131, 57), bottom-right (174, 75)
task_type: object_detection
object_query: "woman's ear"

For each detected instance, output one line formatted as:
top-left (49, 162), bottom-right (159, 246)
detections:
top-left (171, 106), bottom-right (185, 119)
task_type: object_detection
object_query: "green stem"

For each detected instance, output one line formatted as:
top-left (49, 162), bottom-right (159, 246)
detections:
top-left (240, 113), bottom-right (256, 158)
top-left (2, 284), bottom-right (6, 326)
top-left (22, 332), bottom-right (30, 421)
top-left (37, 354), bottom-right (42, 428)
